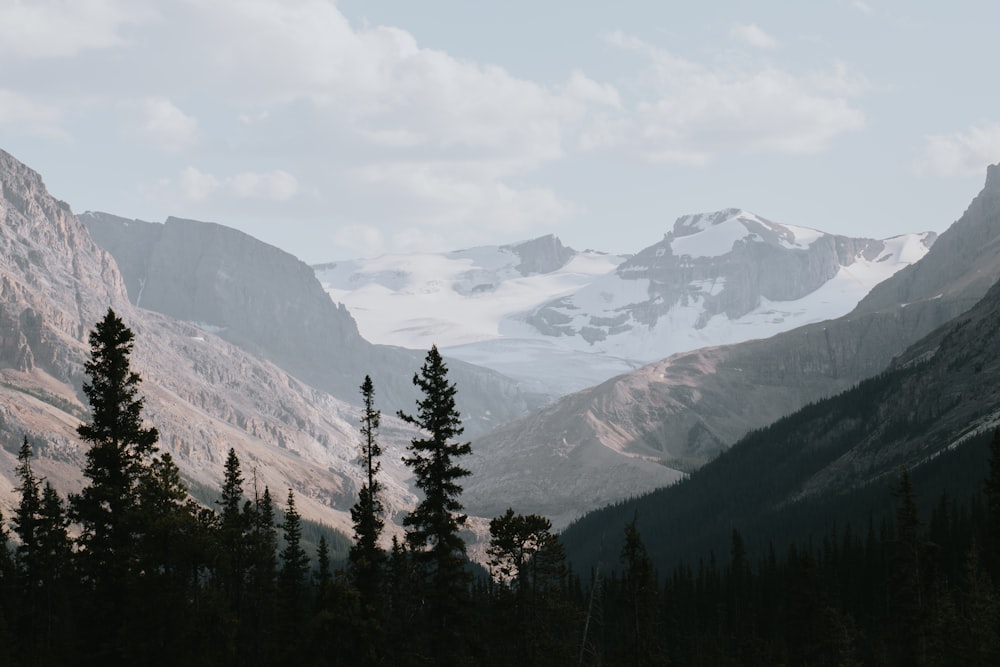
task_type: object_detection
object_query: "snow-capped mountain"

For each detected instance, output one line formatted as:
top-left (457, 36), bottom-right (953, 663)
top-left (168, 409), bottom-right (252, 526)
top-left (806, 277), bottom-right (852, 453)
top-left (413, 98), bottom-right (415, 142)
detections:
top-left (316, 210), bottom-right (935, 396)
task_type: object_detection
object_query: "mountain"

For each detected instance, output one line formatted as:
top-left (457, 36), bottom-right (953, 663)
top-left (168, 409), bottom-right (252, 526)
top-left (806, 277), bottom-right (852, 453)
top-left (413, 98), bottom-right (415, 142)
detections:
top-left (318, 212), bottom-right (931, 395)
top-left (315, 236), bottom-right (634, 395)
top-left (462, 167), bottom-right (1000, 528)
top-left (0, 148), bottom-right (442, 541)
top-left (81, 212), bottom-right (545, 437)
top-left (561, 263), bottom-right (1000, 572)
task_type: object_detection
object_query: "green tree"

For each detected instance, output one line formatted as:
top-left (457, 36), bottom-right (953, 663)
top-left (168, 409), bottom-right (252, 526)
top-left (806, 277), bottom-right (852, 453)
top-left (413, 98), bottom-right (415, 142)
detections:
top-left (349, 375), bottom-right (385, 603)
top-left (33, 482), bottom-right (74, 665)
top-left (397, 345), bottom-right (473, 665)
top-left (129, 452), bottom-right (207, 666)
top-left (12, 437), bottom-right (75, 664)
top-left (889, 468), bottom-right (934, 666)
top-left (217, 448), bottom-right (250, 617)
top-left (243, 484), bottom-right (277, 667)
top-left (277, 489), bottom-right (309, 665)
top-left (620, 515), bottom-right (667, 667)
top-left (69, 308), bottom-right (159, 664)
top-left (986, 429), bottom-right (1000, 582)
top-left (488, 508), bottom-right (574, 665)
top-left (13, 437), bottom-right (42, 587)
top-left (0, 506), bottom-right (16, 667)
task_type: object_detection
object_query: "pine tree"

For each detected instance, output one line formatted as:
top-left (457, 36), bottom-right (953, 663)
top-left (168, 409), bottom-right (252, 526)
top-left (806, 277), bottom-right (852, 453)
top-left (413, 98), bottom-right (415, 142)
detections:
top-left (986, 429), bottom-right (1000, 582)
top-left (243, 484), bottom-right (277, 666)
top-left (397, 345), bottom-right (473, 665)
top-left (315, 534), bottom-right (332, 593)
top-left (69, 308), bottom-right (159, 665)
top-left (889, 468), bottom-right (932, 666)
top-left (13, 437), bottom-right (42, 587)
top-left (217, 448), bottom-right (249, 615)
top-left (488, 508), bottom-right (573, 665)
top-left (349, 375), bottom-right (385, 604)
top-left (277, 489), bottom-right (309, 664)
top-left (130, 451), bottom-right (204, 665)
top-left (34, 482), bottom-right (73, 664)
top-left (620, 515), bottom-right (666, 667)
top-left (0, 506), bottom-right (16, 667)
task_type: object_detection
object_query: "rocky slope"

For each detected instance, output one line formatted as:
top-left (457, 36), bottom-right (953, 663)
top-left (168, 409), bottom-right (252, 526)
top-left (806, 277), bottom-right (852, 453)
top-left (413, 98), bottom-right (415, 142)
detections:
top-left (82, 212), bottom-right (543, 437)
top-left (0, 148), bottom-right (431, 541)
top-left (563, 263), bottom-right (1000, 570)
top-left (463, 166), bottom-right (1000, 527)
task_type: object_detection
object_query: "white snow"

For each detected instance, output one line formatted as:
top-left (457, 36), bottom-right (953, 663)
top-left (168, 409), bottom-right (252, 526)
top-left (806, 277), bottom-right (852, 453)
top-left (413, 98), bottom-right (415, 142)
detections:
top-left (314, 222), bottom-right (933, 399)
top-left (670, 217), bottom-right (751, 258)
top-left (317, 245), bottom-right (624, 349)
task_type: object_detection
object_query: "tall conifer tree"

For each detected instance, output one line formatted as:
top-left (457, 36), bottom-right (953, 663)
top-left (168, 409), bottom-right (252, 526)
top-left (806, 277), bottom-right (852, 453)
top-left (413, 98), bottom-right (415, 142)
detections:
top-left (350, 375), bottom-right (385, 603)
top-left (70, 308), bottom-right (159, 664)
top-left (398, 345), bottom-right (473, 665)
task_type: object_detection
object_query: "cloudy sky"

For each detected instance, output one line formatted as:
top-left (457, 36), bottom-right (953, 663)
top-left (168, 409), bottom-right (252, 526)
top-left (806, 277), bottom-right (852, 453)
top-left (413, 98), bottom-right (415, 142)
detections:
top-left (2, 0), bottom-right (998, 263)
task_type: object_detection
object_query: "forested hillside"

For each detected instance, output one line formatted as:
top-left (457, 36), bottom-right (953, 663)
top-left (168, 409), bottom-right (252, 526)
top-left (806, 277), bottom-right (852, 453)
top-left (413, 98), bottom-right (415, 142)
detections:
top-left (3, 307), bottom-right (1000, 666)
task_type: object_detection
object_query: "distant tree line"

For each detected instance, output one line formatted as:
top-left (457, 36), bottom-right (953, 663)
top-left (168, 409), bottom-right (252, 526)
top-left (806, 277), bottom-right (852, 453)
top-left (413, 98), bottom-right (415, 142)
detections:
top-left (0, 309), bottom-right (998, 665)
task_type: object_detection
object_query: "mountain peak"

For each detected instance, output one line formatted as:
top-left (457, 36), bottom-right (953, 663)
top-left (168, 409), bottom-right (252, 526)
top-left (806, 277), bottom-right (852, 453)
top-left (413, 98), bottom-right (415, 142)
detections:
top-left (503, 233), bottom-right (575, 275)
top-left (671, 208), bottom-right (762, 237)
top-left (986, 162), bottom-right (1000, 192)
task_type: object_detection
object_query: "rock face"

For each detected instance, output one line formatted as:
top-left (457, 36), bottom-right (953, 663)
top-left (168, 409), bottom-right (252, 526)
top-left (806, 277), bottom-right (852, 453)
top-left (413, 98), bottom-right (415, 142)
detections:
top-left (505, 234), bottom-right (575, 276)
top-left (82, 213), bottom-right (542, 437)
top-left (0, 148), bottom-right (427, 539)
top-left (0, 151), bottom-right (131, 381)
top-left (463, 168), bottom-right (1000, 527)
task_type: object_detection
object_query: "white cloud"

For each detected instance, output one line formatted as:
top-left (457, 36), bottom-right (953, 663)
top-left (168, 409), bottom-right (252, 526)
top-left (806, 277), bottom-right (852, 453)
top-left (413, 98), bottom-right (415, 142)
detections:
top-left (228, 170), bottom-right (299, 200)
top-left (600, 31), bottom-right (866, 164)
top-left (851, 1), bottom-right (875, 15)
top-left (158, 167), bottom-right (300, 203)
top-left (353, 160), bottom-right (581, 235)
top-left (0, 0), bottom-right (155, 60)
top-left (149, 0), bottom-right (595, 241)
top-left (331, 224), bottom-right (385, 258)
top-left (563, 70), bottom-right (623, 109)
top-left (0, 89), bottom-right (63, 136)
top-left (729, 23), bottom-right (778, 50)
top-left (915, 124), bottom-right (1000, 177)
top-left (124, 97), bottom-right (199, 152)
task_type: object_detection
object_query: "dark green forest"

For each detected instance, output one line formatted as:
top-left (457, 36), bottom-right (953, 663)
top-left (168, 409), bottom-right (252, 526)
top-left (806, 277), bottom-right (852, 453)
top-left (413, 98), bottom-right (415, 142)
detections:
top-left (1, 309), bottom-right (999, 666)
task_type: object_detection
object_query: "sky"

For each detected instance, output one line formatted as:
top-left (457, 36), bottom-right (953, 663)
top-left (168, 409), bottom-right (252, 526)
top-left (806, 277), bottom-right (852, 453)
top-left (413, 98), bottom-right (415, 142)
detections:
top-left (2, 0), bottom-right (999, 265)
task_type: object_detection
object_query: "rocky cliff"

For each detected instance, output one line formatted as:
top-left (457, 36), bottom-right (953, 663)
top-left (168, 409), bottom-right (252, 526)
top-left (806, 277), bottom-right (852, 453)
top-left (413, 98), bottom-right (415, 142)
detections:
top-left (82, 212), bottom-right (543, 437)
top-left (0, 149), bottom-right (428, 539)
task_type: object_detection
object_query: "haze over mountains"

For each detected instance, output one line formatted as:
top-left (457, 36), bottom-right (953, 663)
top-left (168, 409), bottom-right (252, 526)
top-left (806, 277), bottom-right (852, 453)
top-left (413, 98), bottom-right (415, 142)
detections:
top-left (463, 166), bottom-right (1000, 525)
top-left (317, 210), bottom-right (932, 396)
top-left (1, 143), bottom-right (998, 548)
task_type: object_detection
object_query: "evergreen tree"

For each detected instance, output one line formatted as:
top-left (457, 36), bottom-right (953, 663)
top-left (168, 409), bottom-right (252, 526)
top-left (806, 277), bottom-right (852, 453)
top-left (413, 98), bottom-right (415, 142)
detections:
top-left (0, 506), bottom-right (16, 667)
top-left (33, 482), bottom-right (74, 665)
top-left (217, 448), bottom-right (250, 618)
top-left (243, 484), bottom-right (277, 667)
top-left (889, 468), bottom-right (933, 666)
top-left (277, 489), bottom-right (309, 665)
top-left (619, 515), bottom-right (666, 667)
top-left (488, 508), bottom-right (574, 665)
top-left (130, 451), bottom-right (205, 665)
top-left (315, 534), bottom-right (332, 592)
top-left (349, 375), bottom-right (385, 604)
top-left (12, 436), bottom-right (71, 663)
top-left (986, 429), bottom-right (1000, 581)
top-left (397, 345), bottom-right (473, 665)
top-left (13, 437), bottom-right (42, 587)
top-left (69, 308), bottom-right (159, 665)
